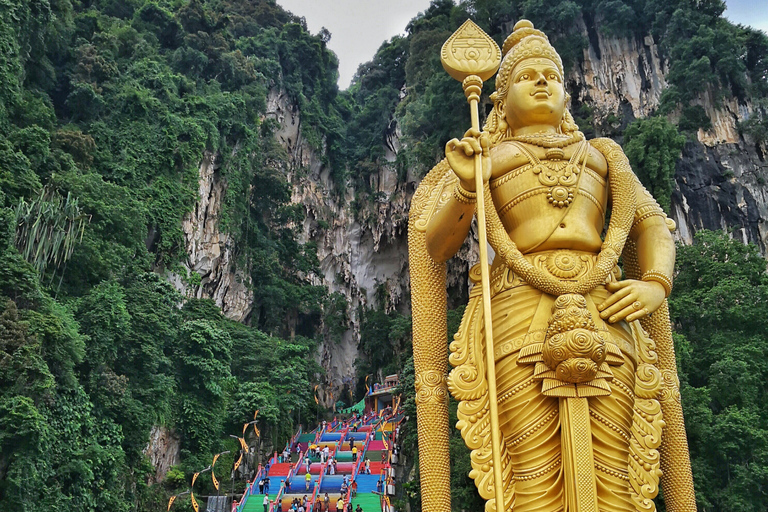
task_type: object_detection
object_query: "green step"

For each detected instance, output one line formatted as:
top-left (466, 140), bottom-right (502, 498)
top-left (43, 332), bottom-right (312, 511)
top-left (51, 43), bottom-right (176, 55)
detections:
top-left (348, 493), bottom-right (382, 512)
top-left (242, 494), bottom-right (266, 512)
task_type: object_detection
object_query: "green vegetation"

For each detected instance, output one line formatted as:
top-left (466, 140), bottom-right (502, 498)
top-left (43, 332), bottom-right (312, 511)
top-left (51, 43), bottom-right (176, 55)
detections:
top-left (624, 115), bottom-right (686, 212)
top-left (670, 231), bottom-right (768, 512)
top-left (0, 0), bottom-right (332, 510)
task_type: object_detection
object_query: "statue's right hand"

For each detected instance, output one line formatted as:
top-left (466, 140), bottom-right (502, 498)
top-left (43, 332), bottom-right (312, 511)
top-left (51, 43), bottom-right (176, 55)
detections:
top-left (445, 128), bottom-right (491, 192)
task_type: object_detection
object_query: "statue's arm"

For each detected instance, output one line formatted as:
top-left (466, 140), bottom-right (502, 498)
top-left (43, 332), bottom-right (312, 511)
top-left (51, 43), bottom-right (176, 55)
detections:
top-left (425, 184), bottom-right (475, 263)
top-left (597, 143), bottom-right (675, 323)
top-left (628, 177), bottom-right (676, 293)
top-left (426, 138), bottom-right (516, 263)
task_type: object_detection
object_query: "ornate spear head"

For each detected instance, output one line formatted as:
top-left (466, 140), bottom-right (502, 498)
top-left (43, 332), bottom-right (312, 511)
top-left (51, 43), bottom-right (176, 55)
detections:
top-left (440, 19), bottom-right (501, 83)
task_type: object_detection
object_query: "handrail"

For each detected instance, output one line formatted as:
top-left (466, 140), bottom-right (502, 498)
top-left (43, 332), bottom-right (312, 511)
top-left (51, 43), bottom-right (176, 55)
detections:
top-left (308, 460), bottom-right (328, 511)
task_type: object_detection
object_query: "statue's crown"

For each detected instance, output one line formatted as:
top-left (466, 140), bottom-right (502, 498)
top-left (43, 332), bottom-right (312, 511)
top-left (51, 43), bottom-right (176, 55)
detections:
top-left (496, 20), bottom-right (564, 92)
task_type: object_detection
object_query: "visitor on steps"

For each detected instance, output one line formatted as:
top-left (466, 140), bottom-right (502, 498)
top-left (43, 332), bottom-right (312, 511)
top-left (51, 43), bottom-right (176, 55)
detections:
top-left (355, 505), bottom-right (363, 512)
top-left (364, 458), bottom-right (370, 474)
top-left (324, 492), bottom-right (330, 511)
top-left (259, 478), bottom-right (265, 494)
top-left (351, 446), bottom-right (357, 462)
top-left (263, 494), bottom-right (270, 512)
top-left (351, 480), bottom-right (357, 498)
top-left (305, 455), bottom-right (311, 473)
top-left (376, 479), bottom-right (383, 494)
top-left (305, 471), bottom-right (312, 490)
top-left (265, 476), bottom-right (270, 494)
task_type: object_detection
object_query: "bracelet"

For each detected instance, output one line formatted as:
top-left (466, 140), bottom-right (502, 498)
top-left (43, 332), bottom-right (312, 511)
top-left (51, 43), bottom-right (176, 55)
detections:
top-left (453, 183), bottom-right (477, 204)
top-left (642, 270), bottom-right (673, 297)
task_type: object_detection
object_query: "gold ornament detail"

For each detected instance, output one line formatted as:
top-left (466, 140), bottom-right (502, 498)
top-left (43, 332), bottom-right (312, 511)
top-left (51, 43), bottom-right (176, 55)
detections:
top-left (518, 293), bottom-right (624, 397)
top-left (441, 19), bottom-right (501, 82)
top-left (545, 251), bottom-right (585, 279)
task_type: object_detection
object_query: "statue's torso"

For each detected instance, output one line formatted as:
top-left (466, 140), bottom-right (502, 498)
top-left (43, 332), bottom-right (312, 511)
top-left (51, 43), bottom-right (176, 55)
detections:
top-left (489, 141), bottom-right (608, 254)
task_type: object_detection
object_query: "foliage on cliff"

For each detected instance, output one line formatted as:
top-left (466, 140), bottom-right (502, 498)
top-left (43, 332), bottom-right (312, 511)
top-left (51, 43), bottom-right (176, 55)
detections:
top-left (0, 0), bottom-right (333, 510)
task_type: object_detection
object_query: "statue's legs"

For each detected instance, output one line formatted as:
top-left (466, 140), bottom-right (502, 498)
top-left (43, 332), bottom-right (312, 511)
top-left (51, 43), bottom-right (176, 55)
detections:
top-left (492, 284), bottom-right (636, 512)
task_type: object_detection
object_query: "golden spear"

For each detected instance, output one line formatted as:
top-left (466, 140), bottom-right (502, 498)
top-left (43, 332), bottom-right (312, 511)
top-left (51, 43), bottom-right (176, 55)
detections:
top-left (440, 19), bottom-right (503, 511)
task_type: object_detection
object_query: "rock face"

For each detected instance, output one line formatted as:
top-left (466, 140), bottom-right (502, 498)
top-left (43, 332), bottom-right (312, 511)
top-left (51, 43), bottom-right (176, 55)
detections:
top-left (571, 20), bottom-right (668, 124)
top-left (567, 23), bottom-right (766, 249)
top-left (168, 151), bottom-right (253, 322)
top-left (174, 23), bottom-right (767, 399)
top-left (144, 425), bottom-right (180, 483)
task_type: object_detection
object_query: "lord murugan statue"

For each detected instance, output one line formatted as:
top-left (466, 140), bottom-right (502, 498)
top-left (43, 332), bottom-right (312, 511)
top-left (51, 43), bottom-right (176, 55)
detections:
top-left (408, 20), bottom-right (696, 512)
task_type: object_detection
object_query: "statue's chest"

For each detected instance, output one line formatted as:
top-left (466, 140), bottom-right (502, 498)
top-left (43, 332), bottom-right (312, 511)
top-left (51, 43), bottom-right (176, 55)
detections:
top-left (489, 157), bottom-right (609, 229)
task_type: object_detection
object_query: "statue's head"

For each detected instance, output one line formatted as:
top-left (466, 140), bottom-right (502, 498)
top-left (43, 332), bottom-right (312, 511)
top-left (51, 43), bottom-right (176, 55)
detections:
top-left (485, 20), bottom-right (579, 141)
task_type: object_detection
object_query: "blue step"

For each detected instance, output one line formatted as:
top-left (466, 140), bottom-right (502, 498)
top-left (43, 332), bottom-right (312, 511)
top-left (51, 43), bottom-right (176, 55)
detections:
top-left (354, 475), bottom-right (381, 493)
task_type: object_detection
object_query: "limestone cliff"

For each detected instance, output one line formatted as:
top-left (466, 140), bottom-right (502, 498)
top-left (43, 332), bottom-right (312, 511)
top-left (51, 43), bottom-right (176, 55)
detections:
top-left (167, 151), bottom-right (253, 322)
top-left (567, 21), bottom-right (767, 250)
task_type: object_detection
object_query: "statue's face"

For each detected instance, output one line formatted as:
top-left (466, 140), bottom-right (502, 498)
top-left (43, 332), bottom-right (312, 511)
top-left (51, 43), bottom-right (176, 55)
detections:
top-left (504, 58), bottom-right (565, 130)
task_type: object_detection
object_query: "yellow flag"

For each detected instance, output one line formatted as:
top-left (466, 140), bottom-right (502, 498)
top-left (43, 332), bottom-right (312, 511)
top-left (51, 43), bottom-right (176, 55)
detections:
top-left (212, 454), bottom-right (221, 491)
top-left (365, 375), bottom-right (370, 394)
top-left (191, 493), bottom-right (199, 512)
top-left (239, 437), bottom-right (249, 452)
top-left (314, 385), bottom-right (319, 404)
top-left (167, 495), bottom-right (176, 511)
top-left (253, 424), bottom-right (261, 437)
top-left (234, 452), bottom-right (243, 472)
top-left (191, 472), bottom-right (200, 488)
top-left (254, 409), bottom-right (259, 420)
top-left (243, 423), bottom-right (249, 436)
top-left (380, 427), bottom-right (389, 450)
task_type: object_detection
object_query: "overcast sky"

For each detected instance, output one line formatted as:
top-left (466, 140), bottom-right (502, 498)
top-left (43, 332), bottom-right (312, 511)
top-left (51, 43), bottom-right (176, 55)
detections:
top-left (277, 0), bottom-right (768, 90)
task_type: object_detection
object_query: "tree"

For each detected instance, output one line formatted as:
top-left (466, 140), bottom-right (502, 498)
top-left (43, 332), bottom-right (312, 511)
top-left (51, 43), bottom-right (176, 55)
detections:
top-left (623, 115), bottom-right (685, 212)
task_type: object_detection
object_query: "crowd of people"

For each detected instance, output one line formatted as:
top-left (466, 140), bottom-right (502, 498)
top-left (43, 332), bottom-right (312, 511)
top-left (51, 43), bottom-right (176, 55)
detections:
top-left (251, 410), bottom-right (403, 512)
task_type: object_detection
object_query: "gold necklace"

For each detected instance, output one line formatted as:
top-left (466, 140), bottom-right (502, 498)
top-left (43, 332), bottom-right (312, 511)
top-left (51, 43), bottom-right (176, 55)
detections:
top-left (514, 141), bottom-right (589, 208)
top-left (509, 131), bottom-right (584, 148)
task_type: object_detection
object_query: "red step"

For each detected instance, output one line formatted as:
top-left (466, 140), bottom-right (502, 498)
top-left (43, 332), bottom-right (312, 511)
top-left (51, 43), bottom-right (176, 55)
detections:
top-left (268, 462), bottom-right (293, 476)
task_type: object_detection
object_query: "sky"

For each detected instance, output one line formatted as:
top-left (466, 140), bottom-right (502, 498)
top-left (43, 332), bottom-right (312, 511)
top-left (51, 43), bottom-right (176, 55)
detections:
top-left (277, 0), bottom-right (768, 90)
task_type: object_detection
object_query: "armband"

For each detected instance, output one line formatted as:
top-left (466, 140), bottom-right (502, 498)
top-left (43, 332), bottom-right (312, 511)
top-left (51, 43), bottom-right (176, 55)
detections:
top-left (642, 270), bottom-right (673, 298)
top-left (453, 182), bottom-right (477, 204)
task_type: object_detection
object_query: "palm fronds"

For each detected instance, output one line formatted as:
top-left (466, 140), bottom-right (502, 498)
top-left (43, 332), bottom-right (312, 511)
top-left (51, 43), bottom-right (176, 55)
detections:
top-left (14, 187), bottom-right (91, 275)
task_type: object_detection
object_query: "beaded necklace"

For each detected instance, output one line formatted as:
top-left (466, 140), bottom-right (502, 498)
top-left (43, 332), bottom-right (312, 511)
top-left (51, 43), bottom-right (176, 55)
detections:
top-left (508, 130), bottom-right (585, 149)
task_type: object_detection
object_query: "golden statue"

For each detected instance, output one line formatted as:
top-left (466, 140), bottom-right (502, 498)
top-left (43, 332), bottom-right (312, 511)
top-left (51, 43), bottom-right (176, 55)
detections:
top-left (408, 20), bottom-right (696, 512)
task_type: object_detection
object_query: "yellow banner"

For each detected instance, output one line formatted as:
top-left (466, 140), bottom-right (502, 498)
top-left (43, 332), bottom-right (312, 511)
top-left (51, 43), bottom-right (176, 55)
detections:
top-left (243, 423), bottom-right (249, 436)
top-left (191, 493), bottom-right (199, 512)
top-left (314, 385), bottom-right (319, 404)
top-left (254, 409), bottom-right (259, 420)
top-left (212, 453), bottom-right (221, 490)
top-left (234, 452), bottom-right (243, 472)
top-left (253, 424), bottom-right (260, 437)
top-left (191, 472), bottom-right (199, 488)
top-left (239, 437), bottom-right (249, 452)
top-left (365, 375), bottom-right (370, 394)
top-left (167, 495), bottom-right (176, 511)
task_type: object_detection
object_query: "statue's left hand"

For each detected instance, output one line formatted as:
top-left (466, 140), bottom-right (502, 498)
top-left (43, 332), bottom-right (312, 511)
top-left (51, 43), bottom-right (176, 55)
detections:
top-left (597, 279), bottom-right (666, 323)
